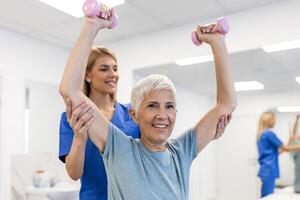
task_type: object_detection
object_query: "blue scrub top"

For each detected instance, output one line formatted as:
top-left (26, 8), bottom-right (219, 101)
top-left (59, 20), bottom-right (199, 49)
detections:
top-left (257, 129), bottom-right (283, 179)
top-left (59, 103), bottom-right (140, 200)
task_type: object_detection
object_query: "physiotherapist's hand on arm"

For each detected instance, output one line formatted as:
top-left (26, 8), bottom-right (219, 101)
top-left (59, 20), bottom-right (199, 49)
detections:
top-left (213, 114), bottom-right (232, 140)
top-left (65, 99), bottom-right (95, 180)
top-left (280, 144), bottom-right (300, 153)
top-left (59, 4), bottom-right (114, 152)
top-left (193, 23), bottom-right (237, 153)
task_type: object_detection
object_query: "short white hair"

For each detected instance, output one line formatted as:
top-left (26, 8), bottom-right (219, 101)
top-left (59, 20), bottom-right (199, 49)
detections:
top-left (130, 74), bottom-right (177, 111)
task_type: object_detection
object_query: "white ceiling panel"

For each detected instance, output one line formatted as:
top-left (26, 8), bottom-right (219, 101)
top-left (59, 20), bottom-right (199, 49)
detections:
top-left (134, 48), bottom-right (300, 96)
top-left (268, 49), bottom-right (300, 76)
top-left (0, 0), bottom-right (289, 47)
top-left (0, 16), bottom-right (31, 35)
top-left (94, 29), bottom-right (124, 44)
top-left (109, 3), bottom-right (166, 38)
top-left (36, 18), bottom-right (123, 46)
top-left (217, 0), bottom-right (283, 12)
top-left (230, 50), bottom-right (282, 80)
top-left (32, 18), bottom-right (84, 46)
top-left (0, 0), bottom-right (74, 31)
top-left (28, 31), bottom-right (73, 49)
top-left (128, 0), bottom-right (226, 25)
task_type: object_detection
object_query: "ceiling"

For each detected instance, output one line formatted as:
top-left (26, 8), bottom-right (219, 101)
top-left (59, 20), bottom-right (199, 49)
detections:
top-left (134, 48), bottom-right (300, 96)
top-left (0, 0), bottom-right (299, 96)
top-left (0, 0), bottom-right (283, 49)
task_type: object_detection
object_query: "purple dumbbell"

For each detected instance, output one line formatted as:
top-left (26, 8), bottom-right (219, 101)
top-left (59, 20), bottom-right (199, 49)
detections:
top-left (191, 17), bottom-right (229, 46)
top-left (82, 0), bottom-right (118, 29)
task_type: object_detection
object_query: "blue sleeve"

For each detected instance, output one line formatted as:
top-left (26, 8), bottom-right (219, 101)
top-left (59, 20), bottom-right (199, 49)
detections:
top-left (102, 123), bottom-right (133, 162)
top-left (59, 112), bottom-right (74, 163)
top-left (266, 131), bottom-right (283, 149)
top-left (169, 128), bottom-right (197, 165)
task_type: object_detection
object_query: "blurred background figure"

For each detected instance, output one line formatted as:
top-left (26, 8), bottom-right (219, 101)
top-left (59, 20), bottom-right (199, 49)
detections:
top-left (289, 114), bottom-right (300, 193)
top-left (256, 111), bottom-right (300, 197)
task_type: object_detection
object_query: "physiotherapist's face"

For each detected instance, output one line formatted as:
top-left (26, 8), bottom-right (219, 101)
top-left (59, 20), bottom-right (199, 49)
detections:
top-left (267, 115), bottom-right (276, 128)
top-left (86, 55), bottom-right (119, 95)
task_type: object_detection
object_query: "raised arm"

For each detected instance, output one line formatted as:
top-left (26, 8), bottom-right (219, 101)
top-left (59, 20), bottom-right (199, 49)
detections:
top-left (194, 24), bottom-right (237, 153)
top-left (292, 114), bottom-right (300, 137)
top-left (59, 7), bottom-right (114, 151)
top-left (288, 114), bottom-right (300, 144)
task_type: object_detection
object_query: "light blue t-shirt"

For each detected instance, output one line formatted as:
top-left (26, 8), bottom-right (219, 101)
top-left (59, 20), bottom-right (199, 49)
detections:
top-left (102, 123), bottom-right (197, 200)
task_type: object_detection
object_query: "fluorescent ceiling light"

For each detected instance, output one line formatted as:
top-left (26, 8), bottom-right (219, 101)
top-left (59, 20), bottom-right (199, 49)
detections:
top-left (234, 81), bottom-right (264, 92)
top-left (175, 54), bottom-right (213, 66)
top-left (38, 0), bottom-right (125, 18)
top-left (277, 106), bottom-right (300, 113)
top-left (296, 76), bottom-right (300, 84)
top-left (262, 39), bottom-right (300, 53)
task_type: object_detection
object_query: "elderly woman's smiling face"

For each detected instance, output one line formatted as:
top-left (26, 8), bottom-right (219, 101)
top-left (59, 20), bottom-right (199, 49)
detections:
top-left (134, 89), bottom-right (177, 151)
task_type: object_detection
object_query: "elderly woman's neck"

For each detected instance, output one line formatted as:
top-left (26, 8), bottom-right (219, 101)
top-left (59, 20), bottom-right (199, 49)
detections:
top-left (141, 138), bottom-right (167, 152)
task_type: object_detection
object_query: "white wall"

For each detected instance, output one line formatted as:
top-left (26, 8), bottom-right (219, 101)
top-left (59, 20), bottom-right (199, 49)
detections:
top-left (0, 70), bottom-right (25, 200)
top-left (26, 80), bottom-right (64, 154)
top-left (0, 27), bottom-right (69, 200)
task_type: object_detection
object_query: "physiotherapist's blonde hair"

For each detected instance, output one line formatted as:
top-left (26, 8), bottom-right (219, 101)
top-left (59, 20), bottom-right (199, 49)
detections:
top-left (256, 111), bottom-right (275, 140)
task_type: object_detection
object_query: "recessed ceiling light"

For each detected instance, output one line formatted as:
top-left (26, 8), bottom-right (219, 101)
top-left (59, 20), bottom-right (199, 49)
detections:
top-left (175, 54), bottom-right (213, 66)
top-left (262, 39), bottom-right (300, 53)
top-left (296, 76), bottom-right (300, 84)
top-left (277, 106), bottom-right (300, 113)
top-left (234, 81), bottom-right (264, 92)
top-left (38, 0), bottom-right (125, 18)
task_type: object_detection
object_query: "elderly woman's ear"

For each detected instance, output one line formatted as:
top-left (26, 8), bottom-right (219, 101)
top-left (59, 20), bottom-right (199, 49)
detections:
top-left (129, 109), bottom-right (139, 124)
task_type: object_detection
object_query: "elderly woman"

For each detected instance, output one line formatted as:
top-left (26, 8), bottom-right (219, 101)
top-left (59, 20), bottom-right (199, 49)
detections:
top-left (59, 5), bottom-right (237, 200)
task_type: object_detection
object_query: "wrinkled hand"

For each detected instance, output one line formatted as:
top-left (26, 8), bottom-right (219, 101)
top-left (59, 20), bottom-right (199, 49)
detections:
top-left (66, 98), bottom-right (95, 142)
top-left (195, 23), bottom-right (225, 45)
top-left (213, 114), bottom-right (231, 140)
top-left (85, 3), bottom-right (115, 30)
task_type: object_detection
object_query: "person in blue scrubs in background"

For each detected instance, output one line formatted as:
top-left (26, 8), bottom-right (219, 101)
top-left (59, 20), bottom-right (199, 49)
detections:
top-left (289, 114), bottom-right (300, 193)
top-left (256, 111), bottom-right (300, 198)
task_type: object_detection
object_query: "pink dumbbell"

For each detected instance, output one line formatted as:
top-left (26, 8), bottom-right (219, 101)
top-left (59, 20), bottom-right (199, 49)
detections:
top-left (82, 0), bottom-right (118, 29)
top-left (191, 17), bottom-right (229, 46)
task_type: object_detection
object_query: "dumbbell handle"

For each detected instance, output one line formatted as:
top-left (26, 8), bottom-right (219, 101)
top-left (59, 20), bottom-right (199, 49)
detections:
top-left (191, 17), bottom-right (229, 46)
top-left (82, 0), bottom-right (118, 29)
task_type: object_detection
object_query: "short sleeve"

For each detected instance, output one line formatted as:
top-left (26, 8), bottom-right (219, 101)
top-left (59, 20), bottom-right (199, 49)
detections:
top-left (102, 123), bottom-right (133, 163)
top-left (266, 131), bottom-right (283, 149)
top-left (59, 112), bottom-right (74, 163)
top-left (169, 128), bottom-right (197, 164)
